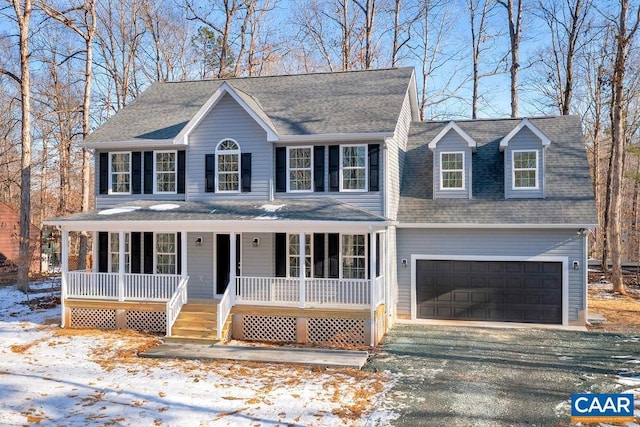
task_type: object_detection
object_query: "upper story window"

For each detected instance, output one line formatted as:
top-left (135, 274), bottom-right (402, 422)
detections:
top-left (512, 150), bottom-right (538, 189)
top-left (288, 234), bottom-right (312, 277)
top-left (287, 147), bottom-right (313, 192)
top-left (156, 233), bottom-right (176, 274)
top-left (109, 153), bottom-right (131, 194)
top-left (342, 234), bottom-right (366, 279)
top-left (440, 152), bottom-right (464, 190)
top-left (341, 145), bottom-right (367, 191)
top-left (109, 232), bottom-right (130, 273)
top-left (216, 139), bottom-right (240, 193)
top-left (155, 151), bottom-right (176, 193)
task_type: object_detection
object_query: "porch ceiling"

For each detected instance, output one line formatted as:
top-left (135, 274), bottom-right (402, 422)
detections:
top-left (45, 198), bottom-right (388, 232)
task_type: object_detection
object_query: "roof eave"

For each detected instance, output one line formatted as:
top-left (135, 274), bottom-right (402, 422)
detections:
top-left (396, 222), bottom-right (598, 229)
top-left (499, 118), bottom-right (552, 152)
top-left (81, 138), bottom-right (178, 149)
top-left (277, 132), bottom-right (394, 143)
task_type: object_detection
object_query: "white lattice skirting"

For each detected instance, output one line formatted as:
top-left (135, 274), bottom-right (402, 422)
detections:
top-left (308, 317), bottom-right (366, 346)
top-left (242, 315), bottom-right (297, 342)
top-left (70, 308), bottom-right (117, 329)
top-left (68, 307), bottom-right (165, 333)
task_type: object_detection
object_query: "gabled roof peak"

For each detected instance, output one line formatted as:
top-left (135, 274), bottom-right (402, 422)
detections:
top-left (427, 121), bottom-right (477, 152)
top-left (499, 118), bottom-right (551, 152)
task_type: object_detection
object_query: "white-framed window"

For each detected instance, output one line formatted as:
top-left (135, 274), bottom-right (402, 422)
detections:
top-left (155, 233), bottom-right (176, 274)
top-left (216, 139), bottom-right (240, 193)
top-left (288, 234), bottom-right (312, 278)
top-left (154, 151), bottom-right (177, 193)
top-left (109, 232), bottom-right (130, 273)
top-left (341, 234), bottom-right (366, 279)
top-left (440, 151), bottom-right (464, 190)
top-left (109, 152), bottom-right (131, 194)
top-left (287, 146), bottom-right (313, 192)
top-left (512, 150), bottom-right (538, 189)
top-left (341, 145), bottom-right (367, 191)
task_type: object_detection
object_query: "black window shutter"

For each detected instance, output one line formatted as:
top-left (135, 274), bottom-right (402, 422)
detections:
top-left (275, 147), bottom-right (286, 192)
top-left (99, 153), bottom-right (109, 195)
top-left (177, 232), bottom-right (182, 275)
top-left (98, 232), bottom-right (108, 272)
top-left (376, 235), bottom-right (381, 277)
top-left (313, 233), bottom-right (325, 278)
top-left (131, 152), bottom-right (142, 194)
top-left (275, 233), bottom-right (287, 277)
top-left (205, 154), bottom-right (216, 192)
top-left (328, 233), bottom-right (339, 278)
top-left (314, 146), bottom-right (325, 192)
top-left (177, 151), bottom-right (186, 194)
top-left (241, 153), bottom-right (252, 192)
top-left (144, 152), bottom-right (154, 194)
top-left (368, 144), bottom-right (380, 192)
top-left (328, 145), bottom-right (340, 192)
top-left (143, 232), bottom-right (154, 274)
top-left (130, 232), bottom-right (141, 273)
top-left (236, 234), bottom-right (241, 276)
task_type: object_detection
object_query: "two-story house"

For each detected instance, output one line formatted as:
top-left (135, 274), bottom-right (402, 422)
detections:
top-left (47, 68), bottom-right (597, 346)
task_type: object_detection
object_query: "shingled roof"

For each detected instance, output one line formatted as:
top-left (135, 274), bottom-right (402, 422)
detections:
top-left (86, 67), bottom-right (415, 143)
top-left (399, 115), bottom-right (597, 225)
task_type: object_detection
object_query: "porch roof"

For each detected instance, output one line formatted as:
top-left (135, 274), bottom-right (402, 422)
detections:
top-left (45, 198), bottom-right (387, 232)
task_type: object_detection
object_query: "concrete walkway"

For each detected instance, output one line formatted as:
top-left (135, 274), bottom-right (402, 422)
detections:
top-left (140, 343), bottom-right (369, 369)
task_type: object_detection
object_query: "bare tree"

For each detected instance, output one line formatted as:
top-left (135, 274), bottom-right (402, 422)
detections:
top-left (497, 0), bottom-right (523, 118)
top-left (353, 0), bottom-right (377, 68)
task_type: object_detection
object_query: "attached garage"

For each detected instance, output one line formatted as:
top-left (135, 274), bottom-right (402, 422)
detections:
top-left (413, 258), bottom-right (565, 325)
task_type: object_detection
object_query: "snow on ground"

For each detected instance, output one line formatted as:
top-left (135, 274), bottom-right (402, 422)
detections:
top-left (149, 204), bottom-right (180, 211)
top-left (0, 280), bottom-right (396, 426)
top-left (98, 206), bottom-right (141, 215)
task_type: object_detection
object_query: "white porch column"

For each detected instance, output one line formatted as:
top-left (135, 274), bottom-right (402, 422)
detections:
top-left (181, 231), bottom-right (188, 277)
top-left (91, 231), bottom-right (97, 272)
top-left (369, 229), bottom-right (377, 345)
top-left (229, 232), bottom-right (236, 302)
top-left (299, 232), bottom-right (306, 308)
top-left (60, 229), bottom-right (69, 328)
top-left (118, 231), bottom-right (125, 302)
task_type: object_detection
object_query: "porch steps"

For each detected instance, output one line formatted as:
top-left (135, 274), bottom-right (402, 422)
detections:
top-left (168, 299), bottom-right (219, 344)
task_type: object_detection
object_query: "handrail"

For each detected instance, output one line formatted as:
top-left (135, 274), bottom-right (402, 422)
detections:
top-left (217, 283), bottom-right (233, 340)
top-left (165, 276), bottom-right (189, 337)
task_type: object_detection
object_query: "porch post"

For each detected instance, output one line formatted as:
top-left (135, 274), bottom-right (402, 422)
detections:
top-left (91, 231), bottom-right (97, 272)
top-left (181, 231), bottom-right (188, 277)
top-left (299, 232), bottom-right (305, 308)
top-left (60, 228), bottom-right (69, 328)
top-left (118, 231), bottom-right (125, 302)
top-left (229, 232), bottom-right (236, 301)
top-left (369, 229), bottom-right (377, 345)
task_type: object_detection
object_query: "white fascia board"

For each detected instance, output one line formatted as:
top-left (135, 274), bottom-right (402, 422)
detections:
top-left (396, 222), bottom-right (598, 229)
top-left (276, 132), bottom-right (393, 143)
top-left (48, 220), bottom-right (388, 233)
top-left (407, 71), bottom-right (421, 121)
top-left (499, 118), bottom-right (551, 152)
top-left (82, 139), bottom-right (176, 149)
top-left (428, 121), bottom-right (477, 152)
top-left (174, 82), bottom-right (279, 145)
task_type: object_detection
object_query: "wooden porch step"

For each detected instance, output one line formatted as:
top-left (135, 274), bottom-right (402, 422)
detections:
top-left (175, 312), bottom-right (217, 322)
top-left (164, 336), bottom-right (219, 345)
top-left (172, 318), bottom-right (217, 329)
top-left (181, 299), bottom-right (219, 313)
top-left (171, 326), bottom-right (218, 339)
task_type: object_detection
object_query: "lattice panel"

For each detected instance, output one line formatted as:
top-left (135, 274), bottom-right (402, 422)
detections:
top-left (70, 308), bottom-right (116, 329)
top-left (125, 310), bottom-right (166, 332)
top-left (242, 315), bottom-right (297, 342)
top-left (308, 317), bottom-right (366, 346)
top-left (375, 308), bottom-right (386, 345)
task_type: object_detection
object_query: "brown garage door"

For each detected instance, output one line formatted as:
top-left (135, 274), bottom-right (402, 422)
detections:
top-left (416, 260), bottom-right (562, 324)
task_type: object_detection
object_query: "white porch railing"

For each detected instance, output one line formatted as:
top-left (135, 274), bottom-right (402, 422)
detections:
top-left (236, 276), bottom-right (378, 307)
top-left (67, 271), bottom-right (183, 301)
top-left (166, 276), bottom-right (189, 336)
top-left (217, 284), bottom-right (233, 340)
top-left (375, 275), bottom-right (385, 305)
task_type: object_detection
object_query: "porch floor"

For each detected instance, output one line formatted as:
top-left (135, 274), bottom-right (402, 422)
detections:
top-left (140, 343), bottom-right (369, 369)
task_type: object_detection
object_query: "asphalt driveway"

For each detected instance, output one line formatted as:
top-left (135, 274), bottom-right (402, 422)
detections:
top-left (365, 324), bottom-right (640, 426)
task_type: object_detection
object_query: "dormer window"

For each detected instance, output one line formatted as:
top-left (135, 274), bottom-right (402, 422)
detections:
top-left (440, 152), bottom-right (464, 190)
top-left (109, 152), bottom-right (131, 194)
top-left (216, 139), bottom-right (240, 193)
top-left (512, 150), bottom-right (538, 189)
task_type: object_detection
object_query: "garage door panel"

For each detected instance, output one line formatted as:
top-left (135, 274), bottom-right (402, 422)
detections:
top-left (416, 260), bottom-right (562, 324)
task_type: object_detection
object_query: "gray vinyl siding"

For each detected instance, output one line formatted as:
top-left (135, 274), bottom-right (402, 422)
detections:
top-left (275, 142), bottom-right (384, 216)
top-left (387, 90), bottom-right (412, 220)
top-left (395, 228), bottom-right (586, 322)
top-left (95, 149), bottom-right (186, 209)
top-left (504, 127), bottom-right (545, 199)
top-left (186, 232), bottom-right (214, 299)
top-left (240, 233), bottom-right (274, 277)
top-left (187, 93), bottom-right (271, 201)
top-left (433, 131), bottom-right (472, 199)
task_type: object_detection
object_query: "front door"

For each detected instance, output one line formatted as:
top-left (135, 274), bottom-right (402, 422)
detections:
top-left (215, 234), bottom-right (241, 295)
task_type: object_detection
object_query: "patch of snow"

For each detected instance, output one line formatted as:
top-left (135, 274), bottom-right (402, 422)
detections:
top-left (98, 206), bottom-right (141, 215)
top-left (148, 204), bottom-right (180, 211)
top-left (613, 355), bottom-right (634, 359)
top-left (255, 215), bottom-right (278, 220)
top-left (261, 203), bottom-right (285, 213)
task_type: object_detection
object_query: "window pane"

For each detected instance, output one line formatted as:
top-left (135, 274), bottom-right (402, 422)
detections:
top-left (514, 151), bottom-right (536, 169)
top-left (288, 148), bottom-right (312, 191)
top-left (441, 153), bottom-right (463, 170)
top-left (156, 233), bottom-right (176, 274)
top-left (341, 146), bottom-right (366, 190)
top-left (342, 146), bottom-right (366, 167)
top-left (155, 152), bottom-right (176, 192)
top-left (216, 143), bottom-right (239, 192)
top-left (341, 234), bottom-right (366, 279)
top-left (288, 234), bottom-right (311, 278)
top-left (515, 170), bottom-right (536, 188)
top-left (219, 140), bottom-right (239, 151)
top-left (442, 171), bottom-right (463, 188)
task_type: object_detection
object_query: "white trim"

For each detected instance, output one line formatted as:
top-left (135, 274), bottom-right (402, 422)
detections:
top-left (277, 132), bottom-right (393, 143)
top-left (439, 151), bottom-right (465, 191)
top-left (340, 144), bottom-right (368, 192)
top-left (286, 146), bottom-right (313, 193)
top-left (511, 149), bottom-right (539, 190)
top-left (108, 152), bottom-right (132, 195)
top-left (153, 150), bottom-right (178, 194)
top-left (82, 139), bottom-right (175, 149)
top-left (428, 121), bottom-right (477, 151)
top-left (409, 254), bottom-right (569, 326)
top-left (215, 139), bottom-right (241, 194)
top-left (499, 118), bottom-right (551, 152)
top-left (396, 223), bottom-right (598, 229)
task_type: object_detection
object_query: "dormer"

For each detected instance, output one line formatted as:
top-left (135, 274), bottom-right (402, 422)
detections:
top-left (428, 121), bottom-right (477, 199)
top-left (500, 119), bottom-right (550, 199)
